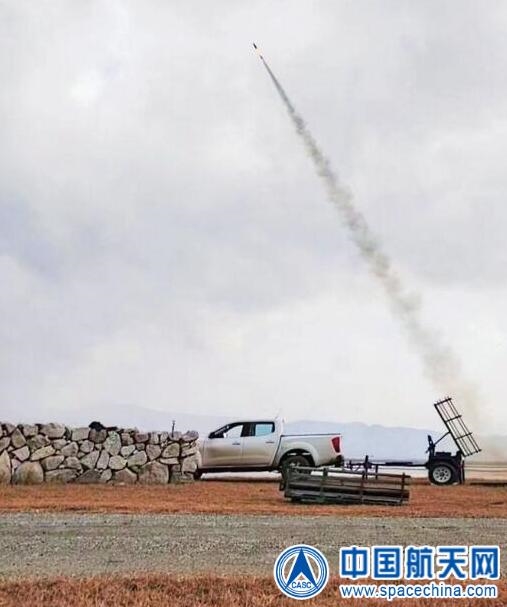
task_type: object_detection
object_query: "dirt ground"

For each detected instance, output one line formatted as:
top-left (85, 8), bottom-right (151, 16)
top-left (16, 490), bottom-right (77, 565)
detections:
top-left (0, 574), bottom-right (505, 607)
top-left (1, 479), bottom-right (507, 518)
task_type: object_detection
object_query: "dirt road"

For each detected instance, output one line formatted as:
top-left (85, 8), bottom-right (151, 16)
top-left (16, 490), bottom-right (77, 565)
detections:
top-left (1, 512), bottom-right (506, 579)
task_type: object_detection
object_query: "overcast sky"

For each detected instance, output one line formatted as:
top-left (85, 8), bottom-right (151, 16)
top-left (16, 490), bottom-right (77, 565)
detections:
top-left (1, 1), bottom-right (507, 433)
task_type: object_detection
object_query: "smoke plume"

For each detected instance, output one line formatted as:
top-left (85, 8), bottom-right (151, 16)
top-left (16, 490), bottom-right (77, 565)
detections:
top-left (260, 56), bottom-right (482, 428)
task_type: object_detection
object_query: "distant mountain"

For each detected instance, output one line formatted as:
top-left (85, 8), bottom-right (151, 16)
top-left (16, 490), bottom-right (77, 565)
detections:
top-left (1, 403), bottom-right (503, 461)
top-left (0, 402), bottom-right (232, 435)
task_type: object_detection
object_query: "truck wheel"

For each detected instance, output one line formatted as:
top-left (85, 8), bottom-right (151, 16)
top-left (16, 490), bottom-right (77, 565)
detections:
top-left (193, 469), bottom-right (203, 481)
top-left (429, 462), bottom-right (457, 486)
top-left (282, 454), bottom-right (311, 473)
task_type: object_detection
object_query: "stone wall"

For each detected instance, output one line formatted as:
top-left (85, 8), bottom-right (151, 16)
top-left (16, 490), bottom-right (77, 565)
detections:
top-left (0, 422), bottom-right (199, 484)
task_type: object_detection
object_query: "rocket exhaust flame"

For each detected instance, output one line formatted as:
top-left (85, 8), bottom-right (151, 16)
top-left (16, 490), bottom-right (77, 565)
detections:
top-left (258, 51), bottom-right (481, 427)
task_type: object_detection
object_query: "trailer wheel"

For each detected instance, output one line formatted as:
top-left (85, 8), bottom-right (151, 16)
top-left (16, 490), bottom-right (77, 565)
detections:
top-left (429, 462), bottom-right (458, 485)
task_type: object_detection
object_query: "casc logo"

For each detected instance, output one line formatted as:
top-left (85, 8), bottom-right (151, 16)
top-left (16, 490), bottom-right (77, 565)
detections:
top-left (273, 544), bottom-right (329, 600)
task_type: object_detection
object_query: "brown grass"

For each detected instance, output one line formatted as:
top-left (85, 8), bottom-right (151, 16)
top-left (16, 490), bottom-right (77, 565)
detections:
top-left (1, 480), bottom-right (507, 517)
top-left (0, 574), bottom-right (504, 607)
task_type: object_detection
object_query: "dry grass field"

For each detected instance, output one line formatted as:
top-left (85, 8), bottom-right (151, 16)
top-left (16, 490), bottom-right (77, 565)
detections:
top-left (1, 479), bottom-right (507, 518)
top-left (0, 574), bottom-right (504, 607)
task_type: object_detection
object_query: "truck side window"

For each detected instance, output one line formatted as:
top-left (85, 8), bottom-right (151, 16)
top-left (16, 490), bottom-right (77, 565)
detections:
top-left (253, 423), bottom-right (275, 437)
top-left (222, 424), bottom-right (244, 439)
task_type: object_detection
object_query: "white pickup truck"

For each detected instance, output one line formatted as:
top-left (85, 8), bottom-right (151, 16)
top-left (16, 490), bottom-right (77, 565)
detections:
top-left (195, 419), bottom-right (342, 478)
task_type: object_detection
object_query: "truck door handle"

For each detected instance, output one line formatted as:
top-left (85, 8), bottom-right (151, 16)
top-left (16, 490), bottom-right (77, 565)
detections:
top-left (265, 440), bottom-right (275, 444)
top-left (232, 442), bottom-right (241, 446)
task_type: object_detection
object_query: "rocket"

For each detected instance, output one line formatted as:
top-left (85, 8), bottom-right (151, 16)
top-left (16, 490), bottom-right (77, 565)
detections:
top-left (252, 42), bottom-right (263, 59)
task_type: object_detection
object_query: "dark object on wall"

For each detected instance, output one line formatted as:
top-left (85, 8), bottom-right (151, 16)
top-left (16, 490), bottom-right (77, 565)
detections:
top-left (89, 421), bottom-right (119, 432)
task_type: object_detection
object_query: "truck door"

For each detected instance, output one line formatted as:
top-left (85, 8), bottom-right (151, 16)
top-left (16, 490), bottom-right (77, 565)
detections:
top-left (241, 422), bottom-right (279, 466)
top-left (202, 422), bottom-right (246, 467)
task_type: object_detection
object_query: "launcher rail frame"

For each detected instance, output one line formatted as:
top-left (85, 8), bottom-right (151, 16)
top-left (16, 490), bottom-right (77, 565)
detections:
top-left (281, 465), bottom-right (410, 506)
top-left (343, 397), bottom-right (481, 486)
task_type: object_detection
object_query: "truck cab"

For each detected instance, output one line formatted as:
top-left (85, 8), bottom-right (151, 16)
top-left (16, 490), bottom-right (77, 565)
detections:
top-left (203, 420), bottom-right (281, 468)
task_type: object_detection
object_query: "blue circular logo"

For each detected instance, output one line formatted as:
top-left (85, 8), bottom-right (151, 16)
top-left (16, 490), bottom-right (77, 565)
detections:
top-left (273, 544), bottom-right (329, 600)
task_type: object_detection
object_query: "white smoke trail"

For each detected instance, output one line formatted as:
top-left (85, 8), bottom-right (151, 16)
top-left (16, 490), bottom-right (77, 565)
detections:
top-left (260, 56), bottom-right (481, 427)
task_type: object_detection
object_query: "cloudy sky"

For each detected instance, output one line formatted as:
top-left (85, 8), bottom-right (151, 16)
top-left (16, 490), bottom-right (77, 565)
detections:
top-left (1, 1), bottom-right (507, 433)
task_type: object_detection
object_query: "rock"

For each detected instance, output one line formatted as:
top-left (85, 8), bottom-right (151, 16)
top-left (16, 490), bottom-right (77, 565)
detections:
top-left (45, 469), bottom-right (77, 483)
top-left (134, 432), bottom-right (149, 443)
top-left (170, 431), bottom-right (182, 441)
top-left (89, 429), bottom-right (107, 444)
top-left (2, 423), bottom-right (15, 435)
top-left (71, 427), bottom-right (89, 442)
top-left (182, 430), bottom-right (199, 441)
top-left (79, 440), bottom-right (94, 454)
top-left (0, 437), bottom-right (10, 452)
top-left (159, 457), bottom-right (179, 465)
top-left (120, 445), bottom-right (135, 457)
top-left (100, 469), bottom-right (112, 483)
top-left (20, 424), bottom-right (38, 437)
top-left (41, 455), bottom-right (65, 471)
top-left (113, 468), bottom-right (137, 484)
top-left (182, 456), bottom-right (198, 473)
top-left (149, 432), bottom-right (160, 445)
top-left (170, 464), bottom-right (183, 483)
top-left (146, 444), bottom-right (161, 461)
top-left (127, 451), bottom-right (147, 467)
top-left (10, 428), bottom-right (26, 449)
top-left (12, 446), bottom-right (30, 462)
top-left (11, 459), bottom-right (21, 472)
top-left (161, 443), bottom-right (179, 458)
top-left (109, 455), bottom-right (127, 470)
top-left (31, 445), bottom-right (55, 461)
top-left (180, 445), bottom-right (198, 457)
top-left (0, 451), bottom-right (11, 483)
top-left (96, 450), bottom-right (109, 470)
top-left (52, 439), bottom-right (67, 450)
top-left (135, 443), bottom-right (146, 450)
top-left (65, 457), bottom-right (82, 470)
top-left (40, 423), bottom-right (66, 438)
top-left (159, 432), bottom-right (169, 444)
top-left (121, 433), bottom-right (134, 446)
top-left (80, 450), bottom-right (100, 469)
top-left (138, 461), bottom-right (169, 484)
top-left (13, 461), bottom-right (44, 484)
top-left (61, 442), bottom-right (78, 457)
top-left (75, 469), bottom-right (101, 484)
top-left (103, 432), bottom-right (121, 456)
top-left (28, 435), bottom-right (50, 450)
